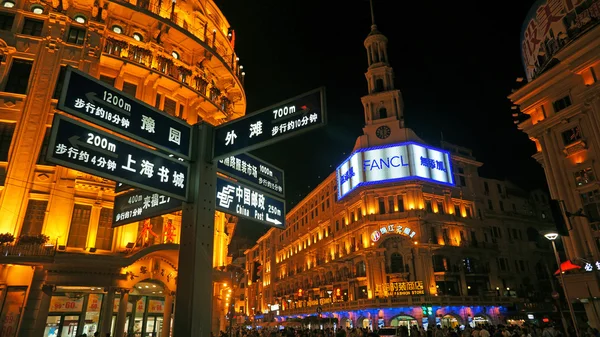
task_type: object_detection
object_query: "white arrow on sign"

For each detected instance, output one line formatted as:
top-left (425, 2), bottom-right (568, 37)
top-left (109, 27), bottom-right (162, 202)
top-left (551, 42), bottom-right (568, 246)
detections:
top-left (266, 214), bottom-right (282, 226)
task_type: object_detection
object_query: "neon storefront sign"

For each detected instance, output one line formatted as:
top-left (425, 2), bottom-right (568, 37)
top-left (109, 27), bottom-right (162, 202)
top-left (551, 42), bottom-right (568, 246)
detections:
top-left (371, 224), bottom-right (416, 242)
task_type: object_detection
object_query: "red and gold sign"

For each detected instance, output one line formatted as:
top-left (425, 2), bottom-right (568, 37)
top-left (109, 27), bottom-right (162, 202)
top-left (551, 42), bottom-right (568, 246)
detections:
top-left (49, 296), bottom-right (84, 312)
top-left (375, 280), bottom-right (425, 296)
top-left (148, 299), bottom-right (164, 313)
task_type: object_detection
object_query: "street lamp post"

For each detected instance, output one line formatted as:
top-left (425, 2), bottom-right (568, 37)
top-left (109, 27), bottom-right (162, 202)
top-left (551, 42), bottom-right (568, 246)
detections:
top-left (544, 232), bottom-right (580, 337)
top-left (327, 290), bottom-right (333, 331)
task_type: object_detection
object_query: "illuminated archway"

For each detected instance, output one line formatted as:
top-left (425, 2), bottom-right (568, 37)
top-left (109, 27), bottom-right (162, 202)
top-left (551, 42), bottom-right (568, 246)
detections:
top-left (439, 314), bottom-right (462, 328)
top-left (390, 314), bottom-right (418, 328)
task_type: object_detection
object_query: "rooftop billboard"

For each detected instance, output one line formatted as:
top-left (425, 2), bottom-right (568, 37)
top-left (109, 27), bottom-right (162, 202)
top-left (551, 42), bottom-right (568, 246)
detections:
top-left (336, 142), bottom-right (454, 200)
top-left (521, 0), bottom-right (600, 82)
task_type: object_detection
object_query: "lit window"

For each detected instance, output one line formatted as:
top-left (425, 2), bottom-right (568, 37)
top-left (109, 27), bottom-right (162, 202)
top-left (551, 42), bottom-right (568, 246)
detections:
top-left (74, 15), bottom-right (86, 24)
top-left (133, 32), bottom-right (143, 41)
top-left (31, 5), bottom-right (43, 14)
top-left (172, 51), bottom-right (179, 60)
top-left (2, 1), bottom-right (15, 8)
top-left (112, 25), bottom-right (123, 34)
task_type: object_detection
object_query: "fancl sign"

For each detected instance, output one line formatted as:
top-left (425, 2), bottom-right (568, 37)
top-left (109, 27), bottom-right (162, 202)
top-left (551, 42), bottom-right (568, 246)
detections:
top-left (336, 142), bottom-right (454, 200)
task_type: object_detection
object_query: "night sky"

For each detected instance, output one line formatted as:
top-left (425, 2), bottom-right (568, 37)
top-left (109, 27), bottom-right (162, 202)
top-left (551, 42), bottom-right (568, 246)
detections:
top-left (217, 0), bottom-right (548, 245)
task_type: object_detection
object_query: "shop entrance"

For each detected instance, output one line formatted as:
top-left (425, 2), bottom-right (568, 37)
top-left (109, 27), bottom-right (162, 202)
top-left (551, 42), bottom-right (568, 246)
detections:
top-left (390, 315), bottom-right (418, 329)
top-left (112, 280), bottom-right (167, 337)
top-left (44, 315), bottom-right (80, 337)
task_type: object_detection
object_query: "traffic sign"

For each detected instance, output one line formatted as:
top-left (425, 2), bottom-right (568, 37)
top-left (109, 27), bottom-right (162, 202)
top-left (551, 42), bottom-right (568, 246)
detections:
top-left (58, 67), bottom-right (192, 159)
top-left (217, 152), bottom-right (284, 197)
top-left (115, 182), bottom-right (134, 194)
top-left (215, 175), bottom-right (285, 229)
top-left (112, 189), bottom-right (182, 228)
top-left (212, 87), bottom-right (326, 160)
top-left (46, 114), bottom-right (190, 201)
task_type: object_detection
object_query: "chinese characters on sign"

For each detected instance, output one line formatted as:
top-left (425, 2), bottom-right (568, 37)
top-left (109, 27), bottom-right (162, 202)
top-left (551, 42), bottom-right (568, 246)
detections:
top-left (375, 281), bottom-right (425, 297)
top-left (215, 176), bottom-right (285, 229)
top-left (58, 67), bottom-right (191, 158)
top-left (112, 189), bottom-right (182, 228)
top-left (336, 142), bottom-right (454, 200)
top-left (371, 224), bottom-right (416, 242)
top-left (213, 87), bottom-right (326, 159)
top-left (584, 261), bottom-right (600, 272)
top-left (217, 152), bottom-right (284, 197)
top-left (47, 114), bottom-right (189, 200)
top-left (520, 0), bottom-right (600, 81)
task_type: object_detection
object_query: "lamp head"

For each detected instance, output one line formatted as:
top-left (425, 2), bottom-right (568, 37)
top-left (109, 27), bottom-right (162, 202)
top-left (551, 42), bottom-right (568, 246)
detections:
top-left (544, 232), bottom-right (559, 241)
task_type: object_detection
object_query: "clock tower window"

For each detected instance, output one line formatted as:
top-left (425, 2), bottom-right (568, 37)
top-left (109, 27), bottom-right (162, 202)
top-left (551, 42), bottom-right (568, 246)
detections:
top-left (378, 107), bottom-right (387, 119)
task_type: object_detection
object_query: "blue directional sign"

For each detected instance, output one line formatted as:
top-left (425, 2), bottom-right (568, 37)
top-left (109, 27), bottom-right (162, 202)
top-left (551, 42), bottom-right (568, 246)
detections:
top-left (58, 67), bottom-right (192, 159)
top-left (212, 87), bottom-right (326, 160)
top-left (47, 114), bottom-right (190, 201)
top-left (112, 189), bottom-right (182, 228)
top-left (217, 153), bottom-right (284, 197)
top-left (215, 176), bottom-right (285, 229)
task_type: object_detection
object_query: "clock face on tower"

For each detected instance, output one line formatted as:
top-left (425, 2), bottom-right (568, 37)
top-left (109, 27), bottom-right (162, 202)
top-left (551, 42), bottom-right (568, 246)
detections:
top-left (376, 125), bottom-right (391, 139)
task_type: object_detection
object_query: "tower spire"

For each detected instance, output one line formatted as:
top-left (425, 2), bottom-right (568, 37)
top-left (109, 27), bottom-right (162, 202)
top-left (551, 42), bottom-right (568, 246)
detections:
top-left (369, 0), bottom-right (376, 28)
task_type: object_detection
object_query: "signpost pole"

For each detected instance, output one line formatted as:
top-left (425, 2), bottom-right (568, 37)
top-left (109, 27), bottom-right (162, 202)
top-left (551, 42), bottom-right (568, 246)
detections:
top-left (173, 123), bottom-right (216, 337)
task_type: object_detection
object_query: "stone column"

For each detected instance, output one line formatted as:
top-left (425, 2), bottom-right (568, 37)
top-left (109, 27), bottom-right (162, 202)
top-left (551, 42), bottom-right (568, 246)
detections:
top-left (114, 289), bottom-right (130, 337)
top-left (31, 284), bottom-right (54, 337)
top-left (19, 266), bottom-right (50, 337)
top-left (161, 292), bottom-right (173, 337)
top-left (99, 287), bottom-right (116, 337)
top-left (86, 204), bottom-right (102, 250)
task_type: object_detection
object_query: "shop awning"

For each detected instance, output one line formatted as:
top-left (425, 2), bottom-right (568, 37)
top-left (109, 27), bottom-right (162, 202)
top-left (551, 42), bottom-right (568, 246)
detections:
top-left (554, 260), bottom-right (581, 274)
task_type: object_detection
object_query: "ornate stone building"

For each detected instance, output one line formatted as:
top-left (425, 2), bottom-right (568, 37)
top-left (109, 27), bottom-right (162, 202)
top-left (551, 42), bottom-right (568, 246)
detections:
top-left (0, 0), bottom-right (245, 336)
top-left (509, 0), bottom-right (600, 330)
top-left (245, 13), bottom-right (556, 331)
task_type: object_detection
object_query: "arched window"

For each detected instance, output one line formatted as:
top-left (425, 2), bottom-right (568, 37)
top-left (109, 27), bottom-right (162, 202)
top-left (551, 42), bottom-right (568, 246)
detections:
top-left (379, 107), bottom-right (388, 119)
top-left (355, 261), bottom-right (366, 277)
top-left (390, 253), bottom-right (404, 273)
top-left (375, 79), bottom-right (384, 92)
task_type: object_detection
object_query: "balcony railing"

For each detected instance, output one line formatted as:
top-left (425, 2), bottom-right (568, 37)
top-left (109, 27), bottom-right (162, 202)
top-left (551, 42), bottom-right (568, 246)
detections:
top-left (110, 0), bottom-right (241, 78)
top-left (103, 37), bottom-right (233, 116)
top-left (0, 243), bottom-right (56, 260)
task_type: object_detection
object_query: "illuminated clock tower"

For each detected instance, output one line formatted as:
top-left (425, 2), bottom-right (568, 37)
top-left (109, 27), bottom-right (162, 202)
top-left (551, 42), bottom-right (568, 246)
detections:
top-left (355, 1), bottom-right (423, 150)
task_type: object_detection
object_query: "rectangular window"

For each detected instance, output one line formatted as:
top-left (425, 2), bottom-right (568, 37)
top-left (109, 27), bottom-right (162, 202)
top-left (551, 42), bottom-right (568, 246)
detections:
top-left (425, 200), bottom-right (432, 212)
top-left (562, 126), bottom-right (582, 146)
top-left (99, 75), bottom-right (115, 87)
top-left (53, 66), bottom-right (67, 99)
top-left (21, 18), bottom-right (44, 36)
top-left (0, 12), bottom-right (14, 31)
top-left (20, 200), bottom-right (48, 235)
top-left (122, 82), bottom-right (138, 97)
top-left (0, 122), bottom-right (16, 161)
top-left (454, 205), bottom-right (460, 216)
top-left (512, 203), bottom-right (517, 212)
top-left (95, 208), bottom-right (114, 250)
top-left (155, 94), bottom-right (162, 108)
top-left (484, 182), bottom-right (489, 193)
top-left (574, 167), bottom-right (595, 186)
top-left (378, 198), bottom-right (385, 214)
top-left (37, 127), bottom-right (53, 165)
top-left (357, 208), bottom-right (362, 220)
top-left (497, 184), bottom-right (502, 194)
top-left (552, 95), bottom-right (572, 113)
top-left (178, 103), bottom-right (185, 119)
top-left (67, 204), bottom-right (92, 249)
top-left (5, 59), bottom-right (33, 94)
top-left (397, 195), bottom-right (404, 212)
top-left (459, 176), bottom-right (466, 186)
top-left (465, 206), bottom-right (472, 218)
top-left (499, 201), bottom-right (504, 212)
top-left (164, 97), bottom-right (177, 115)
top-left (388, 196), bottom-right (394, 212)
top-left (437, 201), bottom-right (444, 214)
top-left (66, 27), bottom-right (86, 45)
top-left (487, 200), bottom-right (493, 210)
top-left (335, 220), bottom-right (339, 232)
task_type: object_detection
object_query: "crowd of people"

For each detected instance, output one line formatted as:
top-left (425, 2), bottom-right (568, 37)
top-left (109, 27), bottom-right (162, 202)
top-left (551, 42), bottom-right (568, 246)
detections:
top-left (220, 323), bottom-right (600, 337)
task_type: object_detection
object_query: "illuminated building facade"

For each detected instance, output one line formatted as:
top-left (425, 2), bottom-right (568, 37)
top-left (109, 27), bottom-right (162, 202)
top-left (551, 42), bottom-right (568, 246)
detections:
top-left (509, 0), bottom-right (600, 330)
top-left (0, 0), bottom-right (245, 336)
top-left (245, 17), bottom-right (556, 330)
